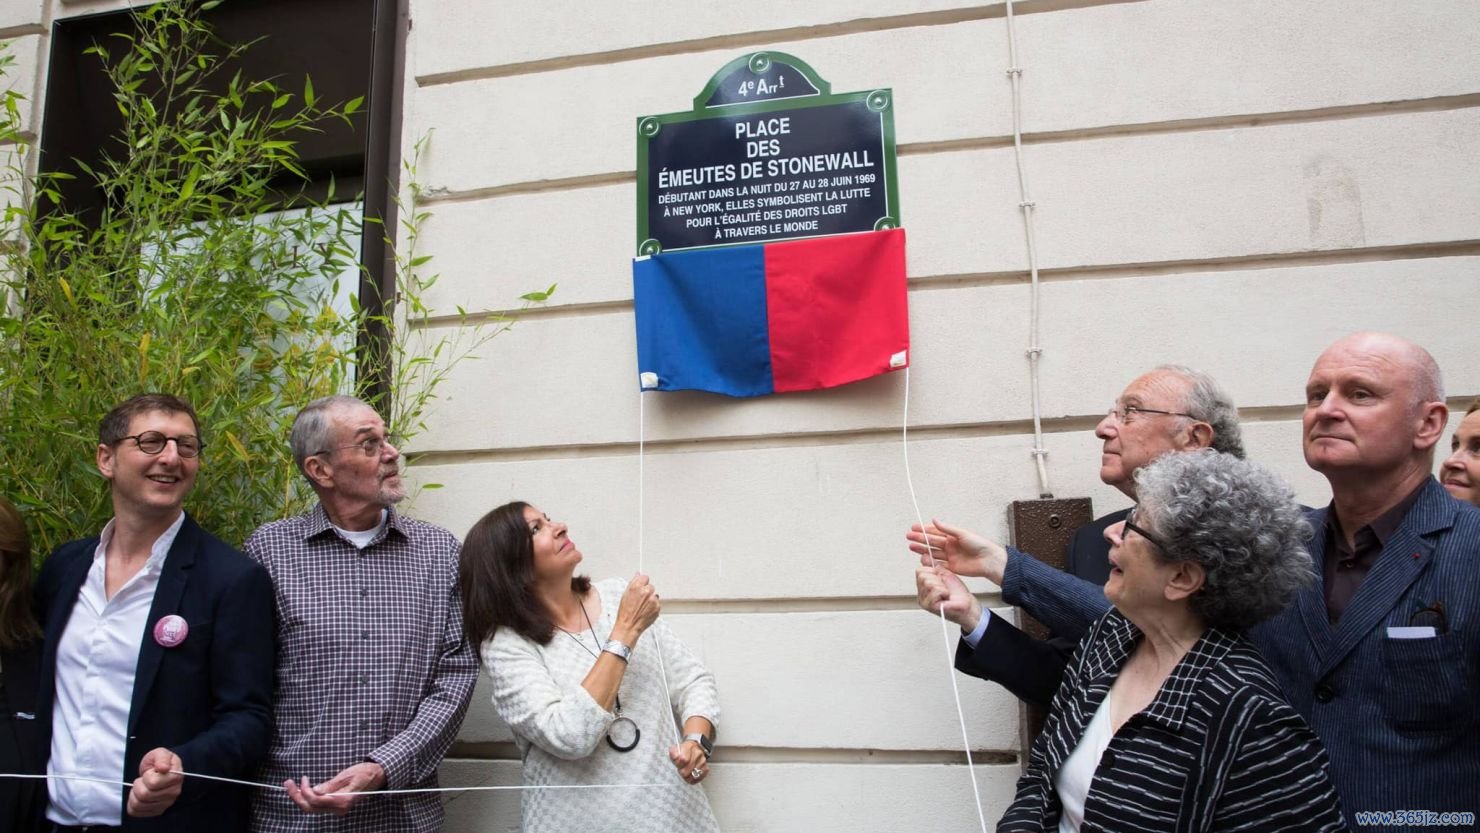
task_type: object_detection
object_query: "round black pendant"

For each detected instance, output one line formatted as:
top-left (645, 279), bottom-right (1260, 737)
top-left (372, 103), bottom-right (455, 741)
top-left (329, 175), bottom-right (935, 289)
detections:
top-left (606, 715), bottom-right (641, 752)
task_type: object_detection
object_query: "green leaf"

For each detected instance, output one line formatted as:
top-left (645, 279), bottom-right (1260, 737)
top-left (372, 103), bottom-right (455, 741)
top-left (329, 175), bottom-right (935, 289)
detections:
top-left (520, 282), bottom-right (558, 302)
top-left (303, 75), bottom-right (316, 108)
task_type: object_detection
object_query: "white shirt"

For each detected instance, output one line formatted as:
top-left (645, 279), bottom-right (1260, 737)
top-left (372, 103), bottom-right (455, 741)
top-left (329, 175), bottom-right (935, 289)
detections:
top-left (962, 609), bottom-right (993, 647)
top-left (1054, 690), bottom-right (1114, 832)
top-left (331, 509), bottom-right (387, 549)
top-left (47, 513), bottom-right (184, 826)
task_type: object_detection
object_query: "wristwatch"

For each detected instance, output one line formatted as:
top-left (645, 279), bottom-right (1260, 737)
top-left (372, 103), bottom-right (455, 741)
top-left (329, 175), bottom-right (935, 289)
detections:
top-left (683, 732), bottom-right (714, 758)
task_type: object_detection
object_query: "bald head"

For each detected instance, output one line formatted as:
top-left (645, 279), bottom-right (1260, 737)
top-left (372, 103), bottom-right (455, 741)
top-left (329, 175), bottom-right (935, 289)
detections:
top-left (1321, 332), bottom-right (1444, 407)
top-left (1303, 332), bottom-right (1449, 483)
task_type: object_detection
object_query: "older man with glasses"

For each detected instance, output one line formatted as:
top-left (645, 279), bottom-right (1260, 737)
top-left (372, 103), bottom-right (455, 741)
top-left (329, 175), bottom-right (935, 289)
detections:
top-left (243, 395), bottom-right (477, 833)
top-left (910, 365), bottom-right (1244, 706)
top-left (34, 393), bottom-right (275, 833)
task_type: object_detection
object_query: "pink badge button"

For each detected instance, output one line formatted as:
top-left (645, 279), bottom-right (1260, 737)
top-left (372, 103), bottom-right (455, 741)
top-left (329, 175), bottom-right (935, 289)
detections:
top-left (153, 614), bottom-right (189, 648)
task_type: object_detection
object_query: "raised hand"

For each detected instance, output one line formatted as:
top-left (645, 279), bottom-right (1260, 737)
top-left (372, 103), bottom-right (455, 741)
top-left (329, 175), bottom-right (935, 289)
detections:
top-left (906, 518), bottom-right (1009, 584)
top-left (915, 562), bottom-right (983, 631)
top-left (611, 572), bottom-right (661, 644)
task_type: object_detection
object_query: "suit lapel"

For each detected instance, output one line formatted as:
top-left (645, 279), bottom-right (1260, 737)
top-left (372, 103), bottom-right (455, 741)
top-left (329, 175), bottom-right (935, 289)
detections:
top-left (1319, 481), bottom-right (1451, 676)
top-left (1295, 508), bottom-right (1336, 657)
top-left (128, 515), bottom-right (199, 734)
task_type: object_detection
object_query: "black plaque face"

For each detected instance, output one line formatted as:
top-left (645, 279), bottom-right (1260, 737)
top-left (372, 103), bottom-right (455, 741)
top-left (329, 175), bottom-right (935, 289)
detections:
top-left (636, 52), bottom-right (899, 255)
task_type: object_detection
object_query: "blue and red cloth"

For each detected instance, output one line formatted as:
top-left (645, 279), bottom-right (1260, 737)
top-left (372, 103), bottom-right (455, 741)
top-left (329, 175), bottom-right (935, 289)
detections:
top-left (632, 228), bottom-right (909, 397)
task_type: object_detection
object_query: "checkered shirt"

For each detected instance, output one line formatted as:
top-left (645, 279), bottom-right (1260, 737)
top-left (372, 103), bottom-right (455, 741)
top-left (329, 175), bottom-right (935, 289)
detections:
top-left (244, 504), bottom-right (478, 833)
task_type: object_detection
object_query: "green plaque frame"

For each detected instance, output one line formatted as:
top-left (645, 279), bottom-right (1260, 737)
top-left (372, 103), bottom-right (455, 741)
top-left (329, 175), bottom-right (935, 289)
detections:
top-left (636, 52), bottom-right (900, 255)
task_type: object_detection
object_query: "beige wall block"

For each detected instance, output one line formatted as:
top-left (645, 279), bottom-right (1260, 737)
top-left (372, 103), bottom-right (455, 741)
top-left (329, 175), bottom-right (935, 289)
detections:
top-left (912, 109), bottom-right (1480, 279)
top-left (0, 1), bottom-right (41, 31)
top-left (704, 761), bottom-right (1021, 833)
top-left (1032, 258), bottom-right (1480, 413)
top-left (1018, 0), bottom-right (1480, 132)
top-left (413, 0), bottom-right (992, 79)
top-left (411, 20), bottom-right (1013, 195)
top-left (416, 182), bottom-right (634, 314)
top-left (438, 757), bottom-right (1024, 833)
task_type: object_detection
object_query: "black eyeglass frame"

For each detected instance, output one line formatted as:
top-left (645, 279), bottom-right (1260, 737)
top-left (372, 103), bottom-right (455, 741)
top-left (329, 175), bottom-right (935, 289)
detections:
top-left (116, 431), bottom-right (205, 458)
top-left (314, 433), bottom-right (397, 459)
top-left (1123, 505), bottom-right (1170, 551)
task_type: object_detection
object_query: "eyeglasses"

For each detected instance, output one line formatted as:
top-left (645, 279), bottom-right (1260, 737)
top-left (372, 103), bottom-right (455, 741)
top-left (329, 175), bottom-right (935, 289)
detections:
top-left (1123, 505), bottom-right (1168, 551)
top-left (317, 433), bottom-right (397, 458)
top-left (1107, 404), bottom-right (1196, 424)
top-left (118, 431), bottom-right (204, 458)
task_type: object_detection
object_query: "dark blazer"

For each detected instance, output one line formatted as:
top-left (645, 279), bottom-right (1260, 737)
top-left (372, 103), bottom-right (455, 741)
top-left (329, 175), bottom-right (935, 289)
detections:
top-left (982, 479), bottom-right (1480, 832)
top-left (1000, 610), bottom-right (1346, 832)
top-left (954, 508), bottom-right (1125, 706)
top-left (1251, 479), bottom-right (1480, 829)
top-left (34, 514), bottom-right (275, 832)
top-left (2, 639), bottom-right (45, 832)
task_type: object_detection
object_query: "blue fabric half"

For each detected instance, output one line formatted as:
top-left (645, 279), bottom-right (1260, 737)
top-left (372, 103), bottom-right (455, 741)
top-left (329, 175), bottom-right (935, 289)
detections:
top-left (633, 245), bottom-right (774, 397)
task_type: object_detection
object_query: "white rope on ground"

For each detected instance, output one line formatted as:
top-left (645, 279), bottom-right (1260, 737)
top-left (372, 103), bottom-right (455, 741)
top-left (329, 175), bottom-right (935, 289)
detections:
top-left (1004, 0), bottom-right (1053, 499)
top-left (901, 366), bottom-right (990, 833)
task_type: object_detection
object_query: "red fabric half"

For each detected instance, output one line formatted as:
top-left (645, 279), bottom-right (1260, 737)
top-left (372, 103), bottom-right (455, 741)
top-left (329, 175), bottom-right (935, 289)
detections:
top-left (763, 228), bottom-right (909, 394)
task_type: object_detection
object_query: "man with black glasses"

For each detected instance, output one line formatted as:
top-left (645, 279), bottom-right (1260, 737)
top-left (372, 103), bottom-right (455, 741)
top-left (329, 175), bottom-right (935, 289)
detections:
top-left (244, 395), bottom-right (477, 833)
top-left (34, 393), bottom-right (275, 832)
top-left (910, 366), bottom-right (1244, 706)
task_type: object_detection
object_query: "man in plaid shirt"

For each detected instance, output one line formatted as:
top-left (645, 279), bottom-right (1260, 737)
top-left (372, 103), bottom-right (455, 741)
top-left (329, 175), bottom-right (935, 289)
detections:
top-left (245, 395), bottom-right (478, 832)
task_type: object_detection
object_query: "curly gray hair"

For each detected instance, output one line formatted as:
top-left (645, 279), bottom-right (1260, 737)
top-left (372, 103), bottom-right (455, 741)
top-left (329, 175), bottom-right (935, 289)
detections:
top-left (1134, 449), bottom-right (1312, 630)
top-left (1157, 365), bottom-right (1245, 459)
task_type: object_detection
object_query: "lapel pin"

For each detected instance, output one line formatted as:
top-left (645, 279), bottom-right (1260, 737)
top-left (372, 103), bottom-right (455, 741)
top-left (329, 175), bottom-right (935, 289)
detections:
top-left (153, 614), bottom-right (189, 648)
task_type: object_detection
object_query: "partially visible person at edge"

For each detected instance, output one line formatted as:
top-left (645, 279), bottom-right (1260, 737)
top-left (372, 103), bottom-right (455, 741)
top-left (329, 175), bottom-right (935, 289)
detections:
top-left (959, 451), bottom-right (1345, 831)
top-left (918, 333), bottom-right (1480, 832)
top-left (245, 395), bottom-right (477, 833)
top-left (912, 365), bottom-right (1242, 707)
top-left (1441, 397), bottom-right (1480, 507)
top-left (34, 393), bottom-right (276, 831)
top-left (459, 501), bottom-right (721, 833)
top-left (1, 495), bottom-right (45, 831)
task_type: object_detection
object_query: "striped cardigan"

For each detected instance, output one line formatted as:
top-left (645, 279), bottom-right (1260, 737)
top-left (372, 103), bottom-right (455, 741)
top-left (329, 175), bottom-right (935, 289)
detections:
top-left (1000, 610), bottom-right (1347, 833)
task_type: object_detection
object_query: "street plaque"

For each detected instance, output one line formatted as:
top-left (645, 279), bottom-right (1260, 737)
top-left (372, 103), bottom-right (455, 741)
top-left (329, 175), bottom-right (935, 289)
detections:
top-left (636, 52), bottom-right (900, 255)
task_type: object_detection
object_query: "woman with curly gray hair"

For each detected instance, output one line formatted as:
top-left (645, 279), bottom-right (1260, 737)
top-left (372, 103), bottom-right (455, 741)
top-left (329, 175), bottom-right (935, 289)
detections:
top-left (998, 450), bottom-right (1347, 832)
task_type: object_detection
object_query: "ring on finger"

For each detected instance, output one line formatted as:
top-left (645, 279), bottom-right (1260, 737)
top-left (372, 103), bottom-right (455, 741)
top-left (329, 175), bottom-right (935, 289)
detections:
top-left (691, 768), bottom-right (703, 779)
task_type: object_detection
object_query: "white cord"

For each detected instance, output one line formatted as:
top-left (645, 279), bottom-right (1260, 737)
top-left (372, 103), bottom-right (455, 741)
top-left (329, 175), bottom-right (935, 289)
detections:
top-left (639, 388), bottom-right (646, 575)
top-left (901, 366), bottom-right (990, 833)
top-left (1005, 0), bottom-right (1052, 499)
top-left (0, 771), bottom-right (686, 796)
top-left (638, 387), bottom-right (687, 751)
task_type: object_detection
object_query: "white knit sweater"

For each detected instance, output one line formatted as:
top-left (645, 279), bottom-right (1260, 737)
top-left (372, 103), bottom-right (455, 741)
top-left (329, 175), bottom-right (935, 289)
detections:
top-left (485, 578), bottom-right (722, 833)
